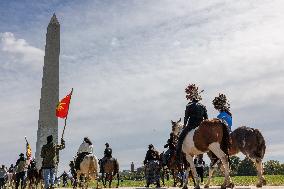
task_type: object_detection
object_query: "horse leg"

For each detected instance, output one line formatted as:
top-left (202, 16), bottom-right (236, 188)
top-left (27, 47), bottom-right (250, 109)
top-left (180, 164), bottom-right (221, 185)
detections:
top-left (172, 169), bottom-right (177, 187)
top-left (116, 173), bottom-right (120, 188)
top-left (160, 168), bottom-right (164, 186)
top-left (102, 172), bottom-right (106, 188)
top-left (109, 174), bottom-right (112, 188)
top-left (204, 161), bottom-right (217, 188)
top-left (181, 170), bottom-right (184, 187)
top-left (250, 158), bottom-right (266, 187)
top-left (208, 142), bottom-right (233, 189)
top-left (184, 154), bottom-right (200, 189)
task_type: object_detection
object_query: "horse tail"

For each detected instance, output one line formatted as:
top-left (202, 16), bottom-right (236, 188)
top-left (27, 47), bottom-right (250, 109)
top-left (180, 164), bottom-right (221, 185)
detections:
top-left (253, 128), bottom-right (266, 160)
top-left (220, 122), bottom-right (231, 163)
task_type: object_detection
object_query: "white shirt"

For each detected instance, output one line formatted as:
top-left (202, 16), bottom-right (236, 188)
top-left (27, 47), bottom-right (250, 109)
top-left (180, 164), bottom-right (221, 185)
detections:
top-left (78, 142), bottom-right (93, 154)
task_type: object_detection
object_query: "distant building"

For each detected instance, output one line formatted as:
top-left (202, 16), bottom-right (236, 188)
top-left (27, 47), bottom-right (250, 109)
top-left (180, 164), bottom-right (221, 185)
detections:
top-left (136, 166), bottom-right (145, 174)
top-left (131, 162), bottom-right (135, 172)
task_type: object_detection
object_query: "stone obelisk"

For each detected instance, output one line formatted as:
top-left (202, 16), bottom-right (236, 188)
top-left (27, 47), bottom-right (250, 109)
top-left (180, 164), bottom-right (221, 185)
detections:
top-left (35, 14), bottom-right (60, 169)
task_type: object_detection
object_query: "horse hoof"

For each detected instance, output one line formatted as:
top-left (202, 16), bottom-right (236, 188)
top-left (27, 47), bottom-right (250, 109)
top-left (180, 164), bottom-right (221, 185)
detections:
top-left (262, 179), bottom-right (267, 186)
top-left (194, 186), bottom-right (200, 189)
top-left (256, 183), bottom-right (262, 188)
top-left (221, 184), bottom-right (226, 189)
top-left (227, 182), bottom-right (235, 188)
top-left (204, 185), bottom-right (209, 188)
top-left (182, 186), bottom-right (188, 189)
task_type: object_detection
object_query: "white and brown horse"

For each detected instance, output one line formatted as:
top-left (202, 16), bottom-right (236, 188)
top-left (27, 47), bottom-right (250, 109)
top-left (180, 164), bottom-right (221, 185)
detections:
top-left (205, 126), bottom-right (266, 188)
top-left (172, 118), bottom-right (233, 189)
top-left (76, 154), bottom-right (99, 189)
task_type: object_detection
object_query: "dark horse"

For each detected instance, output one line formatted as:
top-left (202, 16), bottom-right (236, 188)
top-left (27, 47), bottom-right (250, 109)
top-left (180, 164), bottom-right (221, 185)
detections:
top-left (162, 151), bottom-right (184, 187)
top-left (100, 158), bottom-right (120, 188)
top-left (205, 126), bottom-right (266, 188)
top-left (26, 160), bottom-right (42, 189)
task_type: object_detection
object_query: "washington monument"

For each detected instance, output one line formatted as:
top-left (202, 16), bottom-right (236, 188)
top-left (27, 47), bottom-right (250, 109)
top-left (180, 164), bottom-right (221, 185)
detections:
top-left (35, 14), bottom-right (60, 168)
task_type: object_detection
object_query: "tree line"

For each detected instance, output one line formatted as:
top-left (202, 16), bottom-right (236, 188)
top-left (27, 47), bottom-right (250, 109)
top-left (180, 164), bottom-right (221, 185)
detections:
top-left (205, 156), bottom-right (284, 176)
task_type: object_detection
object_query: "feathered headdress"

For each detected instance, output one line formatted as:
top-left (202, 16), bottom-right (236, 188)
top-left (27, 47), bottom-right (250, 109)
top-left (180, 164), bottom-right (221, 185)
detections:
top-left (212, 93), bottom-right (230, 111)
top-left (185, 84), bottom-right (203, 101)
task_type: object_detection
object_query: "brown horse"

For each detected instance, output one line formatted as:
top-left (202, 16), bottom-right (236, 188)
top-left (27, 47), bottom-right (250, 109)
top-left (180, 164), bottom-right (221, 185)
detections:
top-left (100, 158), bottom-right (119, 188)
top-left (205, 126), bottom-right (266, 188)
top-left (172, 118), bottom-right (233, 189)
top-left (26, 160), bottom-right (43, 189)
top-left (164, 152), bottom-right (184, 187)
top-left (161, 128), bottom-right (187, 187)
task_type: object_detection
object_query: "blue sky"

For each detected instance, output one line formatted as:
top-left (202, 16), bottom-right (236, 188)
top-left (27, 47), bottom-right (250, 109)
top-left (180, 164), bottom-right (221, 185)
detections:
top-left (1, 0), bottom-right (284, 172)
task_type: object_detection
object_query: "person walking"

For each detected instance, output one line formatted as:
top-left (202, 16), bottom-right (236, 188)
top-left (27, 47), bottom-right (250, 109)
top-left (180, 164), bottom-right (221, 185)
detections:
top-left (15, 153), bottom-right (26, 189)
top-left (194, 155), bottom-right (205, 184)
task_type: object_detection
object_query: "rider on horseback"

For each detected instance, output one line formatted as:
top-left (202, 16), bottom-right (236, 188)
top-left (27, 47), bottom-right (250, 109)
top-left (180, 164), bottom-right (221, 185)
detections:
top-left (162, 132), bottom-right (177, 166)
top-left (104, 143), bottom-right (112, 158)
top-left (75, 137), bottom-right (93, 170)
top-left (100, 143), bottom-right (112, 172)
top-left (28, 159), bottom-right (36, 169)
top-left (176, 84), bottom-right (208, 160)
top-left (212, 93), bottom-right (232, 132)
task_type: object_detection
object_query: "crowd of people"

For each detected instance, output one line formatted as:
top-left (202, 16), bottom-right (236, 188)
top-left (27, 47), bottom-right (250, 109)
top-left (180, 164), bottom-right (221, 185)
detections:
top-left (0, 83), bottom-right (233, 188)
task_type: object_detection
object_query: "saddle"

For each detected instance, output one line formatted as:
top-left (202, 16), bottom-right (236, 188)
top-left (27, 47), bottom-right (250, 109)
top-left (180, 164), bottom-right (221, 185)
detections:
top-left (75, 152), bottom-right (91, 170)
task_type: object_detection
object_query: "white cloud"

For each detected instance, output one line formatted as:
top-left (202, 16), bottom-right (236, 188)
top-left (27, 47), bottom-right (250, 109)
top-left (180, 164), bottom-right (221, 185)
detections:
top-left (0, 32), bottom-right (44, 70)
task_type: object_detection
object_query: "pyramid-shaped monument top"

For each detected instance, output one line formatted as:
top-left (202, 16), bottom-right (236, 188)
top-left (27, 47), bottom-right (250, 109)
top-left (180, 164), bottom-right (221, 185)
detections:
top-left (49, 13), bottom-right (59, 25)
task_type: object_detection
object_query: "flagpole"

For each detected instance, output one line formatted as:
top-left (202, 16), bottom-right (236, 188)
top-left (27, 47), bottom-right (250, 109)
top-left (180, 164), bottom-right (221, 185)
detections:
top-left (61, 88), bottom-right (73, 141)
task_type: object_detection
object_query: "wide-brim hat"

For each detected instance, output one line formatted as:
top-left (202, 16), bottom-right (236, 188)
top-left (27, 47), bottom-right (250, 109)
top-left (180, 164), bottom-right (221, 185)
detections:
top-left (212, 93), bottom-right (230, 111)
top-left (185, 83), bottom-right (203, 101)
top-left (19, 153), bottom-right (24, 157)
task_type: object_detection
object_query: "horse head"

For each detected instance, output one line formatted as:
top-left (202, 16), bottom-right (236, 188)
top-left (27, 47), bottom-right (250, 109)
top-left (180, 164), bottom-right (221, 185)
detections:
top-left (171, 118), bottom-right (183, 136)
top-left (29, 159), bottom-right (37, 169)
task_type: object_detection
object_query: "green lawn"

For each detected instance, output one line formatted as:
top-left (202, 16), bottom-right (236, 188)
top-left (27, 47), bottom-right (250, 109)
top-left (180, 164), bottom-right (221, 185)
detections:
top-left (76, 175), bottom-right (284, 187)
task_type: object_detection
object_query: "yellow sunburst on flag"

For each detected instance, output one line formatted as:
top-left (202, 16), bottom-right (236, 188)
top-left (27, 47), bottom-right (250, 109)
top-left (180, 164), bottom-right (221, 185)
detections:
top-left (56, 102), bottom-right (66, 111)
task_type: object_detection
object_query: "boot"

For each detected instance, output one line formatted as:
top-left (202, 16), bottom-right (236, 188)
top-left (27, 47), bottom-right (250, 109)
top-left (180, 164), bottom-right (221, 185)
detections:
top-left (156, 181), bottom-right (161, 188)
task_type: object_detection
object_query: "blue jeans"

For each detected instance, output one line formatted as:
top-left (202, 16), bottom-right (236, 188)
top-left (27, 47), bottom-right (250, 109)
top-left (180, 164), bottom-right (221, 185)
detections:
top-left (43, 168), bottom-right (55, 189)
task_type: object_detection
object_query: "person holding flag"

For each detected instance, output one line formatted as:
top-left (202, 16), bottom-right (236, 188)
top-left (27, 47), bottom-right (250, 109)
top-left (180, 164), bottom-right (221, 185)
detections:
top-left (41, 135), bottom-right (65, 189)
top-left (41, 89), bottom-right (73, 189)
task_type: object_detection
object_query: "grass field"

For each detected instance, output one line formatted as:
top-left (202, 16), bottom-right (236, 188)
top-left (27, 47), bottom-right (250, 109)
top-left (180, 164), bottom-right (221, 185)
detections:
top-left (74, 175), bottom-right (284, 187)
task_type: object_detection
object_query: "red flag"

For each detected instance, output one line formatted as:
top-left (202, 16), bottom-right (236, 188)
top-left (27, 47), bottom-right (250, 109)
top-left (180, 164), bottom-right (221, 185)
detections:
top-left (56, 90), bottom-right (73, 118)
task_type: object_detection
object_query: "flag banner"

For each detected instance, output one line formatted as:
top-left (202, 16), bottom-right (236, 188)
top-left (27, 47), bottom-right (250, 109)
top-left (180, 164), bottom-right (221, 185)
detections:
top-left (56, 90), bottom-right (73, 119)
top-left (25, 136), bottom-right (32, 161)
top-left (26, 142), bottom-right (32, 160)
